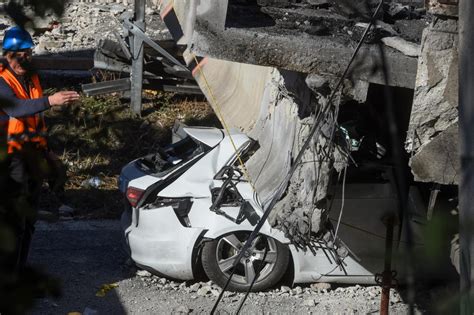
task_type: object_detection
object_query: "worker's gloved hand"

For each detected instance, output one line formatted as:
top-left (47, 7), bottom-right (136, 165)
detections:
top-left (48, 91), bottom-right (80, 106)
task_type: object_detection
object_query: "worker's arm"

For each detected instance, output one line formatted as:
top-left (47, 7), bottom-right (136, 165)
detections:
top-left (0, 78), bottom-right (50, 117)
top-left (0, 78), bottom-right (80, 117)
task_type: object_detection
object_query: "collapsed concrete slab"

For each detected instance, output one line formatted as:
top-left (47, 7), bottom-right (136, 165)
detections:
top-left (188, 0), bottom-right (422, 89)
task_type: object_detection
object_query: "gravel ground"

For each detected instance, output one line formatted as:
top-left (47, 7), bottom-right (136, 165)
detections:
top-left (29, 220), bottom-right (417, 314)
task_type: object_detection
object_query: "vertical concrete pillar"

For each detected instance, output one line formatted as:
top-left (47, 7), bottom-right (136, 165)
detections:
top-left (459, 0), bottom-right (474, 313)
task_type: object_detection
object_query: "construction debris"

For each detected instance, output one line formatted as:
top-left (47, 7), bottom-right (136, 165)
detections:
top-left (381, 36), bottom-right (420, 57)
top-left (0, 2), bottom-right (170, 54)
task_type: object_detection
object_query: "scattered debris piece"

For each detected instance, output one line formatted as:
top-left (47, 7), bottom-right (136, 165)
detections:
top-left (311, 282), bottom-right (332, 292)
top-left (136, 270), bottom-right (152, 278)
top-left (173, 305), bottom-right (191, 314)
top-left (81, 177), bottom-right (102, 188)
top-left (381, 36), bottom-right (420, 57)
top-left (95, 283), bottom-right (119, 297)
top-left (303, 299), bottom-right (317, 307)
top-left (83, 307), bottom-right (98, 315)
top-left (58, 204), bottom-right (75, 216)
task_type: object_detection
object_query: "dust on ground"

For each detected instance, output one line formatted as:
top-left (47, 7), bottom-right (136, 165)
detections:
top-left (40, 91), bottom-right (220, 219)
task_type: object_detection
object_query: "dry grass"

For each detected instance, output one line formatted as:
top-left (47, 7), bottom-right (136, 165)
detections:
top-left (42, 91), bottom-right (219, 219)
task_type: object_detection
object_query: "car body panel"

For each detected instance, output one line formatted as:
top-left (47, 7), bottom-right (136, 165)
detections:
top-left (118, 160), bottom-right (148, 193)
top-left (290, 245), bottom-right (373, 284)
top-left (126, 205), bottom-right (204, 280)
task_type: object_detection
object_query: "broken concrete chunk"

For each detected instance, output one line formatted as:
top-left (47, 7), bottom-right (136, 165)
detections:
top-left (305, 73), bottom-right (331, 96)
top-left (382, 36), bottom-right (420, 57)
top-left (173, 305), bottom-right (191, 314)
top-left (281, 285), bottom-right (291, 292)
top-left (303, 299), bottom-right (317, 306)
top-left (136, 270), bottom-right (152, 277)
top-left (311, 282), bottom-right (332, 291)
top-left (197, 286), bottom-right (211, 296)
top-left (409, 123), bottom-right (459, 185)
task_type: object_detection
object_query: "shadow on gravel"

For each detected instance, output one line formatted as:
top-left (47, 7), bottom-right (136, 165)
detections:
top-left (29, 221), bottom-right (130, 314)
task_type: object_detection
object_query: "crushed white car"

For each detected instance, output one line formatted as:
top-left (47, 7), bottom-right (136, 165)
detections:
top-left (119, 126), bottom-right (380, 292)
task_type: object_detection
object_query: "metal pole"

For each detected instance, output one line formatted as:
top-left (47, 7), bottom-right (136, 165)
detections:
top-left (130, 0), bottom-right (146, 115)
top-left (459, 0), bottom-right (474, 313)
top-left (380, 216), bottom-right (395, 315)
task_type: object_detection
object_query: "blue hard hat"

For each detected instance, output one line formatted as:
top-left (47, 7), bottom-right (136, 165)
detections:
top-left (2, 26), bottom-right (34, 51)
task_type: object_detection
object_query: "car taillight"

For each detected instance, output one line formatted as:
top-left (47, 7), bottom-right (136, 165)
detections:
top-left (126, 187), bottom-right (145, 207)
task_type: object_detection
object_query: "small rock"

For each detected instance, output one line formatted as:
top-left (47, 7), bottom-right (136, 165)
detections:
top-left (136, 270), bottom-right (152, 278)
top-left (173, 305), bottom-right (190, 314)
top-left (197, 287), bottom-right (210, 296)
top-left (224, 291), bottom-right (236, 298)
top-left (382, 36), bottom-right (420, 57)
top-left (158, 278), bottom-right (167, 285)
top-left (293, 286), bottom-right (303, 295)
top-left (281, 285), bottom-right (291, 293)
top-left (303, 299), bottom-right (317, 307)
top-left (311, 282), bottom-right (332, 292)
top-left (58, 204), bottom-right (75, 215)
top-left (211, 289), bottom-right (221, 297)
top-left (189, 283), bottom-right (201, 292)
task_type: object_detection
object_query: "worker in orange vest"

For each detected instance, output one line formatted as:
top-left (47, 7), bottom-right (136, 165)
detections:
top-left (0, 26), bottom-right (79, 270)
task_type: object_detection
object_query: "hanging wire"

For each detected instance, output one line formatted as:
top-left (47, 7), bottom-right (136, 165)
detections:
top-left (333, 164), bottom-right (348, 240)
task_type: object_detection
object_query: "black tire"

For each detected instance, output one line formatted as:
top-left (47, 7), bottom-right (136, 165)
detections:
top-left (201, 231), bottom-right (290, 292)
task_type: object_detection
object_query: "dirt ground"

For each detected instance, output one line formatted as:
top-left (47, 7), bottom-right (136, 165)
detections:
top-left (40, 91), bottom-right (220, 219)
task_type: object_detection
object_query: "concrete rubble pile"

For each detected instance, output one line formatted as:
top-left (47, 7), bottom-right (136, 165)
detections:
top-left (0, 0), bottom-right (170, 55)
top-left (134, 269), bottom-right (405, 312)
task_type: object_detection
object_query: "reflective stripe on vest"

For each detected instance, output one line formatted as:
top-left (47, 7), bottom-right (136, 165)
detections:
top-left (0, 67), bottom-right (47, 153)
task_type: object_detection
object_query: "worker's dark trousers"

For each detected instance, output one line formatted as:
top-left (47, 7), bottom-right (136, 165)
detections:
top-left (7, 155), bottom-right (42, 271)
top-left (5, 149), bottom-right (66, 271)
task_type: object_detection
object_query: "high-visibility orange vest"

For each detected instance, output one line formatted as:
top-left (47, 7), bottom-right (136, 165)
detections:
top-left (0, 66), bottom-right (47, 154)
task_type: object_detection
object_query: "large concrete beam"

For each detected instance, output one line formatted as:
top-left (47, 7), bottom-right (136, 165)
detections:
top-left (190, 24), bottom-right (418, 89)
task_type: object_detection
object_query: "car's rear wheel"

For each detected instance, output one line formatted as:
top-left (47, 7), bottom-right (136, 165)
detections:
top-left (201, 231), bottom-right (289, 292)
